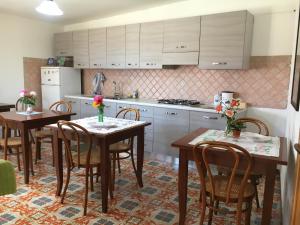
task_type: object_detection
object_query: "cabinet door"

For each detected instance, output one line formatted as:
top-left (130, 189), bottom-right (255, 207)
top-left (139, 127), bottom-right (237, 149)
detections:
top-left (140, 22), bottom-right (163, 69)
top-left (80, 100), bottom-right (98, 118)
top-left (199, 11), bottom-right (252, 69)
top-left (163, 16), bottom-right (200, 53)
top-left (54, 32), bottom-right (73, 56)
top-left (103, 100), bottom-right (117, 118)
top-left (89, 28), bottom-right (107, 68)
top-left (107, 26), bottom-right (126, 68)
top-left (73, 30), bottom-right (89, 68)
top-left (189, 111), bottom-right (225, 132)
top-left (64, 98), bottom-right (81, 120)
top-left (126, 24), bottom-right (140, 68)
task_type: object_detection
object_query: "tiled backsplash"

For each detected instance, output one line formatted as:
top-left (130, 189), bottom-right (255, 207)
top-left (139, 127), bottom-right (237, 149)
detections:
top-left (23, 57), bottom-right (47, 109)
top-left (83, 56), bottom-right (291, 109)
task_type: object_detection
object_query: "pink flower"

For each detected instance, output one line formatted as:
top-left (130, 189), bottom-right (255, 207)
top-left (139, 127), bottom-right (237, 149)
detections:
top-left (93, 95), bottom-right (103, 104)
top-left (20, 89), bottom-right (27, 97)
top-left (225, 110), bottom-right (234, 118)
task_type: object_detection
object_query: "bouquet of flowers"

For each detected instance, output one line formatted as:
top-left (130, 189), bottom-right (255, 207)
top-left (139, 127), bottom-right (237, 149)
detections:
top-left (92, 95), bottom-right (105, 122)
top-left (19, 90), bottom-right (37, 106)
top-left (216, 99), bottom-right (245, 136)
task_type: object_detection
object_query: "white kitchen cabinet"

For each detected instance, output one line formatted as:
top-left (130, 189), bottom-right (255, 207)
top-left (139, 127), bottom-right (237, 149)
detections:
top-left (64, 97), bottom-right (81, 120)
top-left (89, 28), bottom-right (107, 68)
top-left (73, 30), bottom-right (89, 68)
top-left (103, 101), bottom-right (117, 118)
top-left (107, 26), bottom-right (126, 68)
top-left (140, 21), bottom-right (163, 69)
top-left (199, 10), bottom-right (254, 69)
top-left (80, 99), bottom-right (98, 118)
top-left (54, 32), bottom-right (73, 57)
top-left (126, 24), bottom-right (140, 68)
top-left (153, 107), bottom-right (189, 156)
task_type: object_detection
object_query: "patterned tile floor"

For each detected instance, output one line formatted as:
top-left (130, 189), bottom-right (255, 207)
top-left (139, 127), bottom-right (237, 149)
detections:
top-left (0, 145), bottom-right (282, 225)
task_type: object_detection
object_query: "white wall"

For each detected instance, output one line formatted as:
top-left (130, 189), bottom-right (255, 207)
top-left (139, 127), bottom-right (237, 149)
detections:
top-left (64, 0), bottom-right (296, 56)
top-left (0, 13), bottom-right (62, 104)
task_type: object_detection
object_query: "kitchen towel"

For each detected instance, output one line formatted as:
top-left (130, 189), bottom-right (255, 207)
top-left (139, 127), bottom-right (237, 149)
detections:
top-left (189, 129), bottom-right (280, 157)
top-left (0, 159), bottom-right (16, 196)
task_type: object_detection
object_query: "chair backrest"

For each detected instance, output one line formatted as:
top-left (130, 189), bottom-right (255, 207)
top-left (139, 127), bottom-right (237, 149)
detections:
top-left (57, 120), bottom-right (93, 168)
top-left (116, 108), bottom-right (140, 121)
top-left (235, 117), bottom-right (269, 136)
top-left (49, 100), bottom-right (72, 113)
top-left (0, 115), bottom-right (9, 144)
top-left (193, 141), bottom-right (253, 205)
top-left (15, 97), bottom-right (26, 112)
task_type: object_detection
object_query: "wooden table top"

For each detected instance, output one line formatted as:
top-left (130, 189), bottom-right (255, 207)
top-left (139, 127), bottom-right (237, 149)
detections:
top-left (171, 128), bottom-right (288, 165)
top-left (0, 110), bottom-right (76, 123)
top-left (0, 103), bottom-right (15, 110)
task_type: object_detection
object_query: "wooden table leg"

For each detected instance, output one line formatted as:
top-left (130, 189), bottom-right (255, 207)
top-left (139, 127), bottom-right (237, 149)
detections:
top-left (178, 148), bottom-right (189, 225)
top-left (136, 127), bottom-right (144, 188)
top-left (261, 163), bottom-right (277, 225)
top-left (20, 124), bottom-right (30, 184)
top-left (100, 138), bottom-right (109, 213)
top-left (35, 128), bottom-right (41, 161)
top-left (53, 130), bottom-right (63, 196)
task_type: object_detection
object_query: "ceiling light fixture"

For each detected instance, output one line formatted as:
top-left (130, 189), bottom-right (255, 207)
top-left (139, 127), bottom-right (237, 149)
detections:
top-left (36, 0), bottom-right (63, 16)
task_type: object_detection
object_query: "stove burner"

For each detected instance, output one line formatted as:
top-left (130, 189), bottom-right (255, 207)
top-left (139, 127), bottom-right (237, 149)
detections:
top-left (157, 99), bottom-right (200, 106)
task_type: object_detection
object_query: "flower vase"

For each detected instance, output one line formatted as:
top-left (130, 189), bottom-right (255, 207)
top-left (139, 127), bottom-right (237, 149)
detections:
top-left (98, 108), bottom-right (104, 122)
top-left (26, 104), bottom-right (33, 114)
top-left (232, 130), bottom-right (241, 138)
top-left (225, 119), bottom-right (233, 136)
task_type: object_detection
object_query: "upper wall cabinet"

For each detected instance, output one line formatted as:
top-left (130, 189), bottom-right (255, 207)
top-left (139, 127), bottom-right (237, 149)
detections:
top-left (73, 30), bottom-right (89, 68)
top-left (140, 22), bottom-right (163, 69)
top-left (89, 28), bottom-right (107, 68)
top-left (107, 26), bottom-right (126, 68)
top-left (126, 24), bottom-right (140, 69)
top-left (162, 16), bottom-right (200, 65)
top-left (54, 32), bottom-right (73, 57)
top-left (199, 11), bottom-right (254, 69)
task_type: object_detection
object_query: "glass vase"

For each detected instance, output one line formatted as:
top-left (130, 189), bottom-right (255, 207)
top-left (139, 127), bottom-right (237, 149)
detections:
top-left (98, 108), bottom-right (104, 122)
top-left (26, 104), bottom-right (33, 114)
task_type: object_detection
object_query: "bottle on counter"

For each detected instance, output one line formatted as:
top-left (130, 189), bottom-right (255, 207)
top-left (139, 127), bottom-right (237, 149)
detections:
top-left (213, 93), bottom-right (220, 107)
top-left (133, 90), bottom-right (139, 99)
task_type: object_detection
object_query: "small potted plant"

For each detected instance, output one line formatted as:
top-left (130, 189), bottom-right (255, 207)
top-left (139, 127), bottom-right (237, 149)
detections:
top-left (19, 90), bottom-right (37, 114)
top-left (92, 95), bottom-right (105, 122)
top-left (216, 99), bottom-right (245, 137)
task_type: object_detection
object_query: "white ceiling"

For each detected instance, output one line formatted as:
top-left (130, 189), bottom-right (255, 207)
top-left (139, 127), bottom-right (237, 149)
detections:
top-left (0, 0), bottom-right (185, 24)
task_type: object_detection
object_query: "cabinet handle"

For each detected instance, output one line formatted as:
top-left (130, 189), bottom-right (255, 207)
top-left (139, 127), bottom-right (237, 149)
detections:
top-left (85, 102), bottom-right (91, 105)
top-left (146, 63), bottom-right (150, 65)
top-left (140, 109), bottom-right (148, 112)
top-left (111, 63), bottom-right (115, 66)
top-left (128, 63), bottom-right (132, 66)
top-left (212, 62), bottom-right (227, 65)
top-left (106, 105), bottom-right (110, 108)
top-left (48, 79), bottom-right (51, 81)
top-left (166, 112), bottom-right (178, 116)
top-left (94, 64), bottom-right (97, 66)
top-left (119, 106), bottom-right (126, 109)
top-left (202, 116), bottom-right (218, 120)
top-left (180, 45), bottom-right (186, 48)
top-left (77, 63), bottom-right (81, 66)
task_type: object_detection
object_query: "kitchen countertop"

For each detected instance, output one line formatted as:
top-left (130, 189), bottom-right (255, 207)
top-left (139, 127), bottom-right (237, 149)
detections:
top-left (64, 95), bottom-right (246, 113)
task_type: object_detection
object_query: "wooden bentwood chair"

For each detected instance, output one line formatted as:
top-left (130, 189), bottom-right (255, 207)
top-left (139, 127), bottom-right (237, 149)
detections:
top-left (57, 120), bottom-right (112, 216)
top-left (109, 108), bottom-right (140, 192)
top-left (35, 100), bottom-right (72, 165)
top-left (0, 115), bottom-right (34, 175)
top-left (193, 141), bottom-right (255, 225)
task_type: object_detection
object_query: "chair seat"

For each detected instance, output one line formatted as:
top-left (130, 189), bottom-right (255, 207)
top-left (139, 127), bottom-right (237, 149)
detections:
top-left (205, 175), bottom-right (255, 201)
top-left (35, 129), bottom-right (52, 138)
top-left (109, 142), bottom-right (131, 153)
top-left (71, 145), bottom-right (101, 166)
top-left (0, 137), bottom-right (22, 147)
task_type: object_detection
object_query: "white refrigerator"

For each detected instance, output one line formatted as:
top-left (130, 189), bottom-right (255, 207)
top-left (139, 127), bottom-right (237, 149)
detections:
top-left (41, 67), bottom-right (81, 110)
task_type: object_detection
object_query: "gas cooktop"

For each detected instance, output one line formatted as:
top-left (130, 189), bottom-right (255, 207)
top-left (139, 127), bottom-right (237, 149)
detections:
top-left (157, 99), bottom-right (201, 106)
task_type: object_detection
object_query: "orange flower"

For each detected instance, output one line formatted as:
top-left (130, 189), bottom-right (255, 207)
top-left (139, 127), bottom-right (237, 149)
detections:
top-left (92, 102), bottom-right (100, 108)
top-left (225, 110), bottom-right (234, 118)
top-left (216, 104), bottom-right (222, 112)
top-left (231, 99), bottom-right (239, 107)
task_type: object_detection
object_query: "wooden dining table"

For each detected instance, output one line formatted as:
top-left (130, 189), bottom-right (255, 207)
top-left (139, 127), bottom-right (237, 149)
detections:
top-left (48, 116), bottom-right (151, 213)
top-left (171, 128), bottom-right (288, 225)
top-left (0, 110), bottom-right (75, 184)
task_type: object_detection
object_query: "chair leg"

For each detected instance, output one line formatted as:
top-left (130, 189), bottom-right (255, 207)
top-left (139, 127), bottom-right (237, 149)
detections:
top-left (16, 147), bottom-right (21, 171)
top-left (117, 153), bottom-right (121, 174)
top-left (245, 199), bottom-right (253, 225)
top-left (236, 199), bottom-right (243, 225)
top-left (214, 200), bottom-right (219, 215)
top-left (29, 145), bottom-right (34, 176)
top-left (4, 145), bottom-right (8, 160)
top-left (251, 176), bottom-right (260, 208)
top-left (90, 167), bottom-right (94, 192)
top-left (61, 168), bottom-right (71, 204)
top-left (96, 166), bottom-right (100, 183)
top-left (35, 138), bottom-right (40, 164)
top-left (51, 137), bottom-right (55, 167)
top-left (208, 198), bottom-right (214, 225)
top-left (199, 191), bottom-right (206, 225)
top-left (109, 164), bottom-right (114, 199)
top-left (83, 167), bottom-right (89, 216)
top-left (130, 148), bottom-right (138, 177)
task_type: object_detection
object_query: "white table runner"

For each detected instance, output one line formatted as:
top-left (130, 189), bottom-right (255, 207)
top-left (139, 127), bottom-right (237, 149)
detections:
top-left (189, 130), bottom-right (280, 157)
top-left (48, 116), bottom-right (147, 135)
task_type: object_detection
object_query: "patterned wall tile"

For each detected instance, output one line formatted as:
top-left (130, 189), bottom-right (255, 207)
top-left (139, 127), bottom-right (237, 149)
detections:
top-left (83, 56), bottom-right (291, 109)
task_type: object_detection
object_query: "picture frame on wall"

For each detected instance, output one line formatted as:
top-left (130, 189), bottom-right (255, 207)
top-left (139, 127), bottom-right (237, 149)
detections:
top-left (291, 9), bottom-right (300, 111)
